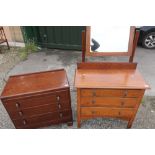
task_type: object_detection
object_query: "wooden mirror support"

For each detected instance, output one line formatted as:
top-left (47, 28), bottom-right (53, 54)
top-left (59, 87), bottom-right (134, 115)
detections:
top-left (82, 26), bottom-right (140, 62)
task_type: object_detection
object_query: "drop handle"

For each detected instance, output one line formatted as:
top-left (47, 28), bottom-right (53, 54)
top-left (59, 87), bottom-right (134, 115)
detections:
top-left (92, 92), bottom-right (96, 97)
top-left (57, 96), bottom-right (60, 101)
top-left (91, 111), bottom-right (96, 114)
top-left (118, 111), bottom-right (121, 116)
top-left (19, 111), bottom-right (23, 116)
top-left (58, 104), bottom-right (61, 109)
top-left (92, 100), bottom-right (96, 104)
top-left (121, 101), bottom-right (125, 106)
top-left (15, 102), bottom-right (20, 108)
top-left (59, 113), bottom-right (63, 118)
top-left (23, 120), bottom-right (27, 125)
top-left (124, 90), bottom-right (128, 97)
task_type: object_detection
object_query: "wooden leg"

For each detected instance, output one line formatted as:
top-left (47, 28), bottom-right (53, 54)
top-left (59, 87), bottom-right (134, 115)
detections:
top-left (77, 89), bottom-right (81, 128)
top-left (77, 111), bottom-right (81, 128)
top-left (67, 121), bottom-right (73, 126)
top-left (77, 119), bottom-right (81, 128)
top-left (6, 40), bottom-right (10, 50)
top-left (127, 119), bottom-right (134, 129)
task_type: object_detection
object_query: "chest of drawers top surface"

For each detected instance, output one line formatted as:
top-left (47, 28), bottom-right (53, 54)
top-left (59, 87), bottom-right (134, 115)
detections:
top-left (1, 69), bottom-right (69, 99)
top-left (74, 64), bottom-right (149, 89)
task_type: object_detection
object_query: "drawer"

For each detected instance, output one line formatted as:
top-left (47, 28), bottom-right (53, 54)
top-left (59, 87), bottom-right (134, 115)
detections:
top-left (8, 102), bottom-right (71, 120)
top-left (13, 110), bottom-right (72, 128)
top-left (16, 116), bottom-right (73, 129)
top-left (81, 107), bottom-right (135, 119)
top-left (81, 89), bottom-right (143, 98)
top-left (3, 90), bottom-right (70, 111)
top-left (80, 97), bottom-right (138, 108)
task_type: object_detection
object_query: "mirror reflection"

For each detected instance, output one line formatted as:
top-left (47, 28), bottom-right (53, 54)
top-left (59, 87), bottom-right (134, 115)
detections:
top-left (90, 26), bottom-right (130, 52)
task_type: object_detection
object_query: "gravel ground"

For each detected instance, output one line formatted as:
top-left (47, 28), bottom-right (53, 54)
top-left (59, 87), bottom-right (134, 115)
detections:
top-left (0, 47), bottom-right (155, 129)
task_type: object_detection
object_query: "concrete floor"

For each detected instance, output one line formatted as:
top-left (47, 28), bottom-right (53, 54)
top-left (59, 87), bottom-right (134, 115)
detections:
top-left (0, 47), bottom-right (155, 128)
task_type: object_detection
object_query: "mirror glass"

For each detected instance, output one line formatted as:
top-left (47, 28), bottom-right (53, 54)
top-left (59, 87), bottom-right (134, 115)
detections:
top-left (90, 26), bottom-right (131, 53)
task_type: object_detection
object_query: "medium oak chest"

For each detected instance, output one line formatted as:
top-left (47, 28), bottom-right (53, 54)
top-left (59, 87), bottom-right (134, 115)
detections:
top-left (74, 62), bottom-right (150, 128)
top-left (0, 69), bottom-right (73, 128)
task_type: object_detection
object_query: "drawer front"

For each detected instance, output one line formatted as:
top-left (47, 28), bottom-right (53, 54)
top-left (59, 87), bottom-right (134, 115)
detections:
top-left (3, 90), bottom-right (70, 111)
top-left (16, 116), bottom-right (73, 129)
top-left (8, 102), bottom-right (71, 120)
top-left (81, 107), bottom-right (135, 118)
top-left (80, 97), bottom-right (138, 108)
top-left (13, 110), bottom-right (72, 128)
top-left (81, 89), bottom-right (143, 98)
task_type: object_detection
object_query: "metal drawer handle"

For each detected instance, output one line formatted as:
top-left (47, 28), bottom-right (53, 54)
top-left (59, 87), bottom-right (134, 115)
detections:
top-left (58, 104), bottom-right (61, 109)
top-left (121, 101), bottom-right (125, 106)
top-left (59, 113), bottom-right (63, 118)
top-left (118, 111), bottom-right (121, 116)
top-left (57, 96), bottom-right (60, 101)
top-left (19, 111), bottom-right (23, 116)
top-left (92, 111), bottom-right (96, 114)
top-left (23, 120), bottom-right (27, 125)
top-left (15, 102), bottom-right (20, 108)
top-left (92, 100), bottom-right (96, 104)
top-left (92, 91), bottom-right (96, 97)
top-left (124, 90), bottom-right (128, 97)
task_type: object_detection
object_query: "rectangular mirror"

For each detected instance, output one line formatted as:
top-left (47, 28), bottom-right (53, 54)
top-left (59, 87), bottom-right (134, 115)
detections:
top-left (85, 26), bottom-right (136, 56)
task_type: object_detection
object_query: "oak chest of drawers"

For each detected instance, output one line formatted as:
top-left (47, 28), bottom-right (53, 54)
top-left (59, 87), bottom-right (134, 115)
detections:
top-left (74, 62), bottom-right (150, 128)
top-left (0, 69), bottom-right (73, 128)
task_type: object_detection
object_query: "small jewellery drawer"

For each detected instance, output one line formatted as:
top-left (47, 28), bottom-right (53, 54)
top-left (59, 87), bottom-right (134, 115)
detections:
top-left (81, 89), bottom-right (143, 98)
top-left (80, 97), bottom-right (138, 108)
top-left (3, 90), bottom-right (70, 111)
top-left (13, 110), bottom-right (72, 128)
top-left (8, 102), bottom-right (71, 120)
top-left (81, 107), bottom-right (135, 119)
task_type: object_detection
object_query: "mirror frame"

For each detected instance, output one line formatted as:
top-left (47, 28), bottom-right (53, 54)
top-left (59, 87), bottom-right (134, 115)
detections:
top-left (85, 26), bottom-right (136, 56)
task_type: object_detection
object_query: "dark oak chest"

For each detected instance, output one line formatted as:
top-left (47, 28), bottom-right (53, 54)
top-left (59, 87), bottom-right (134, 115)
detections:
top-left (0, 69), bottom-right (73, 128)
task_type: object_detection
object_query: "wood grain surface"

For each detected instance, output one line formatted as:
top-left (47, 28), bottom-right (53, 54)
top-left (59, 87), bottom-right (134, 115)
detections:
top-left (75, 69), bottom-right (149, 89)
top-left (0, 69), bottom-right (69, 99)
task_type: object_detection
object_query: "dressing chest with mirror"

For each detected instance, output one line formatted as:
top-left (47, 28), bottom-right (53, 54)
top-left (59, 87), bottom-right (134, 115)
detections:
top-left (74, 26), bottom-right (150, 128)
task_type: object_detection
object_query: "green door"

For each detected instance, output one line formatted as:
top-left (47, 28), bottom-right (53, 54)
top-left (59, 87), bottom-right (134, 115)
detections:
top-left (22, 26), bottom-right (85, 50)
